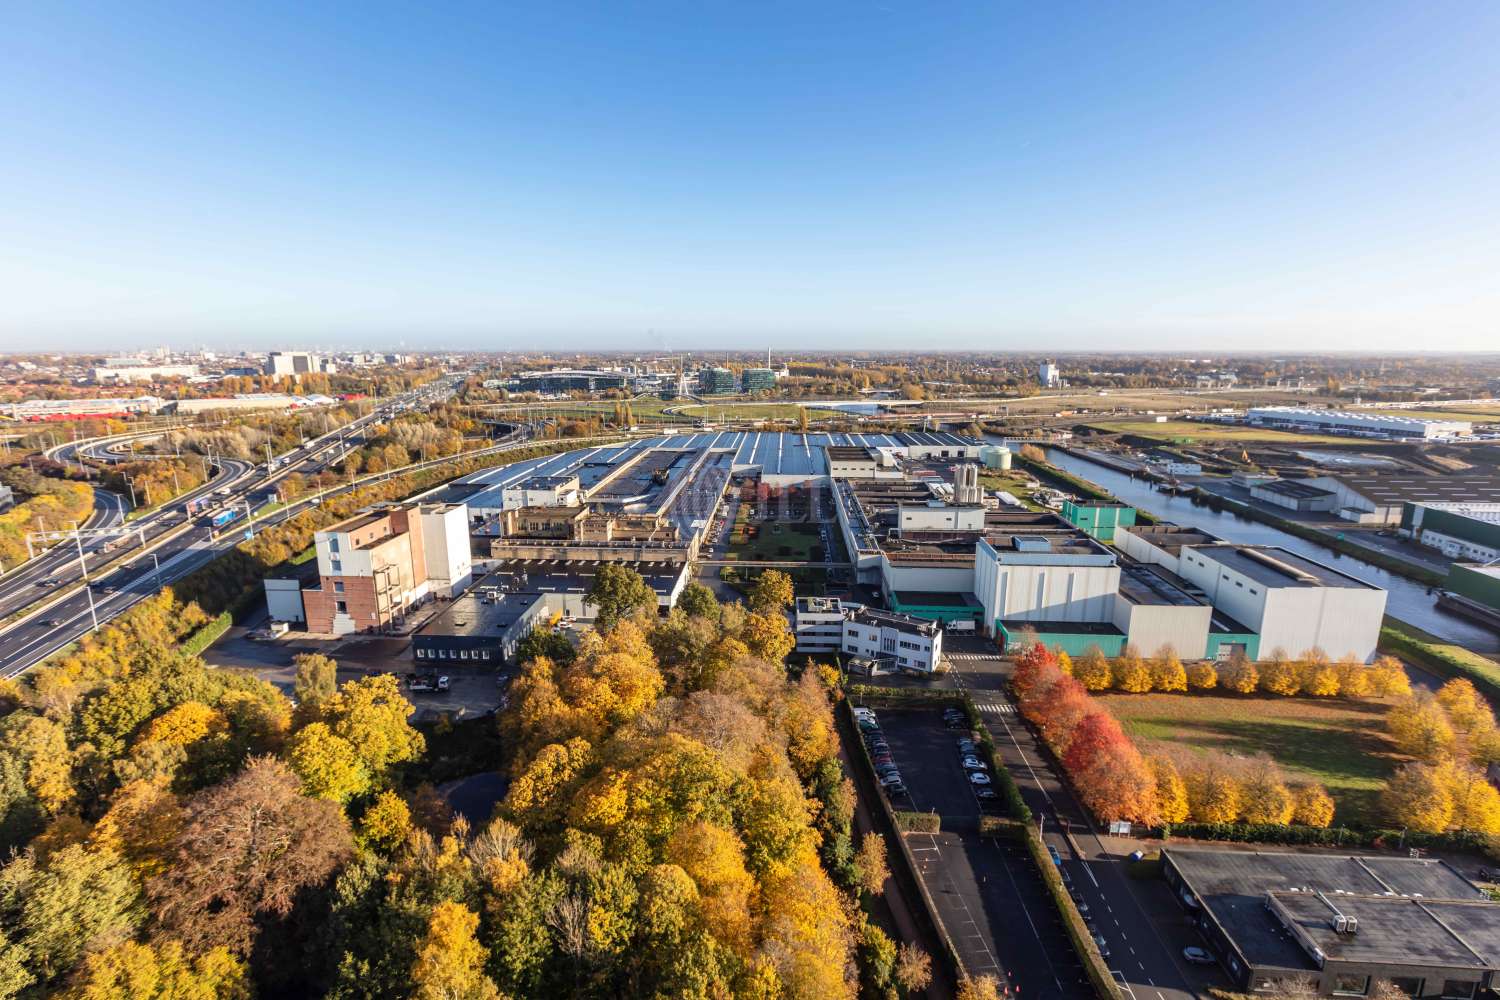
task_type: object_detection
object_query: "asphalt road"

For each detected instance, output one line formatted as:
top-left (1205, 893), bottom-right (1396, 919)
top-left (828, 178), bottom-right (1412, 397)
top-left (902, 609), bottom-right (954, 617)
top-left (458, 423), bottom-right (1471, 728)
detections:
top-left (872, 706), bottom-right (1093, 999)
top-left (0, 377), bottom-right (468, 677)
top-left (945, 654), bottom-right (1226, 1000)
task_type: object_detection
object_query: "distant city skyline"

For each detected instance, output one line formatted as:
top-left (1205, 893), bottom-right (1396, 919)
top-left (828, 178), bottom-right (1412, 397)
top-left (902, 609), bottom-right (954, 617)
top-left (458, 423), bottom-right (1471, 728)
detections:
top-left (3, 2), bottom-right (1498, 352)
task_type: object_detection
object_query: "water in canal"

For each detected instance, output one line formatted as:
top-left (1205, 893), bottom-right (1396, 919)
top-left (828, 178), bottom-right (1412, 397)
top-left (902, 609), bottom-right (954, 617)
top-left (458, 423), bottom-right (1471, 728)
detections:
top-left (1028, 445), bottom-right (1500, 653)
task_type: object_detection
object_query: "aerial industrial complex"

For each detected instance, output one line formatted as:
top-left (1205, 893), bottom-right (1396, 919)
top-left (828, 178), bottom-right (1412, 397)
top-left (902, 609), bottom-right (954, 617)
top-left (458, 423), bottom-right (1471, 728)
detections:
top-left (258, 430), bottom-right (1394, 666)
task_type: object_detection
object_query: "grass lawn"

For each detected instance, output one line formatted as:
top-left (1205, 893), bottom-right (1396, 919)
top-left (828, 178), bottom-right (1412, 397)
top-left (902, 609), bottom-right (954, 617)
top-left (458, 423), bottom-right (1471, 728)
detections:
top-left (978, 470), bottom-right (1044, 509)
top-left (1082, 419), bottom-right (1352, 444)
top-left (1097, 692), bottom-right (1402, 827)
top-left (725, 521), bottom-right (826, 562)
top-left (678, 402), bottom-right (807, 421)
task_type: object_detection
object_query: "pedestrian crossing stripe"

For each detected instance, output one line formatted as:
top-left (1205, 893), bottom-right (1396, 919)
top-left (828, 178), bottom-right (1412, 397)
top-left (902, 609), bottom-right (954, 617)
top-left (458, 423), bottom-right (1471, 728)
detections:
top-left (947, 653), bottom-right (1003, 661)
top-left (974, 700), bottom-right (1015, 714)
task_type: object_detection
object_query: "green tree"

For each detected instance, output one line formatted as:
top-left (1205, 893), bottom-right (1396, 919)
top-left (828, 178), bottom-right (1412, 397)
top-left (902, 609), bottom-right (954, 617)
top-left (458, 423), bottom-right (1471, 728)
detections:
top-left (676, 582), bottom-right (721, 622)
top-left (292, 652), bottom-right (339, 710)
top-left (1, 845), bottom-right (142, 985)
top-left (514, 625), bottom-right (577, 668)
top-left (749, 570), bottom-right (795, 615)
top-left (586, 563), bottom-right (657, 632)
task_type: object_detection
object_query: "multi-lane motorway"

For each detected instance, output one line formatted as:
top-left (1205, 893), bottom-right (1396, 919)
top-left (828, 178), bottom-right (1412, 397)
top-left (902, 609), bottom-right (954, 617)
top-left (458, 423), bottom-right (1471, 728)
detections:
top-left (0, 377), bottom-right (465, 677)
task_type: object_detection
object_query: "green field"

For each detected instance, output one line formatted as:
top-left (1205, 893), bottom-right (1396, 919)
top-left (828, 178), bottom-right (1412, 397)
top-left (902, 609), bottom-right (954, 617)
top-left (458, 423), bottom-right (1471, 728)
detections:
top-left (978, 470), bottom-right (1044, 509)
top-left (1370, 407), bottom-right (1500, 422)
top-left (1098, 692), bottom-right (1402, 827)
top-left (1083, 419), bottom-right (1353, 444)
top-left (678, 402), bottom-right (808, 421)
top-left (724, 520), bottom-right (826, 561)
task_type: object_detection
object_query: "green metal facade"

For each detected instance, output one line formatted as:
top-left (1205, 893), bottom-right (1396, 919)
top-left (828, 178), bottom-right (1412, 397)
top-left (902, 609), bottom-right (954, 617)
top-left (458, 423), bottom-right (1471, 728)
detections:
top-left (996, 621), bottom-right (1127, 657)
top-left (1404, 502), bottom-right (1500, 553)
top-left (1206, 630), bottom-right (1260, 662)
top-left (1447, 564), bottom-right (1500, 612)
top-left (1061, 500), bottom-right (1137, 542)
top-left (888, 596), bottom-right (983, 624)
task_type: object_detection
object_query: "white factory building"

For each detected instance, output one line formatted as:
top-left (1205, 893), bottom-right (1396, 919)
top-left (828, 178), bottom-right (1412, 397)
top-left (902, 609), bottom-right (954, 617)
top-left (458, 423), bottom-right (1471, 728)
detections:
top-left (1245, 406), bottom-right (1472, 440)
top-left (793, 598), bottom-right (944, 673)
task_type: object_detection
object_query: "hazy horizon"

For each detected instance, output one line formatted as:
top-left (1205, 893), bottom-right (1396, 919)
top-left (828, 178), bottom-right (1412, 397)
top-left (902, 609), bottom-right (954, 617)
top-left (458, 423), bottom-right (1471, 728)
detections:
top-left (4, 2), bottom-right (1498, 352)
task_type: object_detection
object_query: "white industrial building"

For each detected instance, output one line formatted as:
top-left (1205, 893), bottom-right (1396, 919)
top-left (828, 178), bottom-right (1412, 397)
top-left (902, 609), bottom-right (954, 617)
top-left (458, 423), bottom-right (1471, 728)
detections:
top-left (501, 474), bottom-right (582, 511)
top-left (1245, 406), bottom-right (1472, 440)
top-left (974, 532), bottom-right (1121, 626)
top-left (93, 363), bottom-right (200, 383)
top-left (417, 503), bottom-right (475, 598)
top-left (1174, 543), bottom-right (1385, 660)
top-left (1040, 361), bottom-right (1061, 388)
top-left (1249, 479), bottom-right (1339, 512)
top-left (793, 598), bottom-right (944, 673)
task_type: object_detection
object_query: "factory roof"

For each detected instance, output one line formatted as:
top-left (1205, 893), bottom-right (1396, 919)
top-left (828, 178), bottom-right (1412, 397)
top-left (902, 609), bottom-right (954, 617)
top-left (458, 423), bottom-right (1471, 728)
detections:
top-left (1188, 544), bottom-right (1377, 589)
top-left (1117, 561), bottom-right (1205, 608)
top-left (1319, 473), bottom-right (1500, 508)
top-left (517, 474), bottom-right (579, 489)
top-left (849, 605), bottom-right (941, 636)
top-left (417, 588), bottom-right (538, 639)
top-left (1249, 406), bottom-right (1473, 431)
top-left (1253, 479), bottom-right (1337, 500)
top-left (1118, 524), bottom-right (1223, 555)
top-left (1165, 848), bottom-right (1496, 974)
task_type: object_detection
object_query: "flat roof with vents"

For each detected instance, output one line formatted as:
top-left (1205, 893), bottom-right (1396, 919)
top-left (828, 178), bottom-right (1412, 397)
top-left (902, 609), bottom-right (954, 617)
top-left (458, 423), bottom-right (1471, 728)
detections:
top-left (1191, 544), bottom-right (1377, 590)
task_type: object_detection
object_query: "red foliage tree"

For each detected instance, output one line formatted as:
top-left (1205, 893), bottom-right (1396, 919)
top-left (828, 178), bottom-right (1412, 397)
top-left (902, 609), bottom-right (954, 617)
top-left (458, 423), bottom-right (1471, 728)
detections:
top-left (1035, 677), bottom-right (1093, 752)
top-left (1061, 711), bottom-right (1129, 777)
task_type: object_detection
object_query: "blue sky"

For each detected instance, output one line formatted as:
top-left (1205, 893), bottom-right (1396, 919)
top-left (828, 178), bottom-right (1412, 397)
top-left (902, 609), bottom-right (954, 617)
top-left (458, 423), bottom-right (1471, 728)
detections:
top-left (2, 2), bottom-right (1497, 352)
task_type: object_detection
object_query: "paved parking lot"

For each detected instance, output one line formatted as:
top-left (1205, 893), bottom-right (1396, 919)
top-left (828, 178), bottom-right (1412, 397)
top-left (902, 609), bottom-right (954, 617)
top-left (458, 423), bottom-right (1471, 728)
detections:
top-left (868, 707), bottom-right (1093, 999)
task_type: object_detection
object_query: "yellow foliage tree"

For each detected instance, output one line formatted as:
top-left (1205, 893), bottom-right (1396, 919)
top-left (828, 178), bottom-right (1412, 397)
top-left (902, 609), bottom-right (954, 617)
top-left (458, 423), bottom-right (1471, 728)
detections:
top-left (286, 722), bottom-right (371, 804)
top-left (665, 821), bottom-right (756, 955)
top-left (1387, 693), bottom-right (1457, 763)
top-left (1367, 656), bottom-right (1411, 698)
top-left (1382, 763), bottom-right (1454, 833)
top-left (1302, 662), bottom-right (1341, 698)
top-left (1073, 647), bottom-right (1113, 691)
top-left (742, 611), bottom-right (795, 664)
top-left (357, 790), bottom-right (413, 853)
top-left (1218, 656), bottom-right (1259, 695)
top-left (1447, 766), bottom-right (1500, 834)
top-left (1184, 759), bottom-right (1242, 823)
top-left (65, 939), bottom-right (249, 1000)
top-left (1148, 756), bottom-right (1190, 824)
top-left (957, 976), bottom-right (1003, 1000)
top-left (89, 779), bottom-right (186, 879)
top-left (756, 847), bottom-right (855, 999)
top-left (1239, 758), bottom-right (1294, 825)
top-left (1290, 783), bottom-right (1336, 828)
top-left (1334, 657), bottom-right (1371, 699)
top-left (411, 901), bottom-right (501, 1000)
top-left (1258, 650), bottom-right (1301, 697)
top-left (1054, 650), bottom-right (1074, 677)
top-left (1185, 661), bottom-right (1218, 691)
top-left (321, 673), bottom-right (425, 777)
top-left (139, 702), bottom-right (228, 747)
top-left (1436, 679), bottom-right (1488, 734)
top-left (1149, 647), bottom-right (1188, 693)
top-left (1111, 647), bottom-right (1152, 694)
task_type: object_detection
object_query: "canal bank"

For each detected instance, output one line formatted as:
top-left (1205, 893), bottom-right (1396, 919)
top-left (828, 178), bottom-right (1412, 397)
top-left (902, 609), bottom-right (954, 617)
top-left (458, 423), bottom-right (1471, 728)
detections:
top-left (1018, 443), bottom-right (1500, 654)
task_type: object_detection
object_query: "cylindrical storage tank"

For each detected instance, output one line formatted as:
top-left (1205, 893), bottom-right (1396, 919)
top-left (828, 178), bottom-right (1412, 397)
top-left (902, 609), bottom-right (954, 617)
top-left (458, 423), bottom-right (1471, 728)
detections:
top-left (982, 444), bottom-right (1013, 470)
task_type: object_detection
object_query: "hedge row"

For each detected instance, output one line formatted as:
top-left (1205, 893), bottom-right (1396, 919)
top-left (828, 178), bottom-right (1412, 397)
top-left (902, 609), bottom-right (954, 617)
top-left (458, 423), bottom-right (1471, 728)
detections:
top-left (1380, 619), bottom-right (1500, 709)
top-left (181, 611), bottom-right (233, 657)
top-left (893, 811), bottom-right (941, 833)
top-left (1158, 821), bottom-right (1498, 857)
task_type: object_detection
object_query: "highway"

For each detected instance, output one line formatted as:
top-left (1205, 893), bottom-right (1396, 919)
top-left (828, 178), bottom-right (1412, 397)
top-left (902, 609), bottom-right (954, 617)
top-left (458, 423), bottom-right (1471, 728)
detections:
top-left (0, 376), bottom-right (465, 677)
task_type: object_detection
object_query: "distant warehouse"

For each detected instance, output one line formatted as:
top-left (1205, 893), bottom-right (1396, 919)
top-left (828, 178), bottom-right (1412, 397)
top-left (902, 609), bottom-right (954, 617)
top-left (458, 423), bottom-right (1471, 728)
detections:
top-left (1246, 406), bottom-right (1472, 440)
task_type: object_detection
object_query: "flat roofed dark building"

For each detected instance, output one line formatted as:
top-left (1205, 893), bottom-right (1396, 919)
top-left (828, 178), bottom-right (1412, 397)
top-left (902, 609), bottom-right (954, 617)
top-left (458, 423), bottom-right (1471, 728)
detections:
top-left (1163, 847), bottom-right (1498, 998)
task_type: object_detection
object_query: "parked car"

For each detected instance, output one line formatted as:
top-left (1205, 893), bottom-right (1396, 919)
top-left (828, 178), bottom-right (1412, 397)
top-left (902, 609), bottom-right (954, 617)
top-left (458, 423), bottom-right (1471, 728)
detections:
top-left (944, 716), bottom-right (965, 730)
top-left (1183, 946), bottom-right (1215, 965)
top-left (974, 787), bottom-right (998, 800)
top-left (1074, 899), bottom-right (1090, 917)
top-left (1093, 934), bottom-right (1110, 959)
top-left (1048, 845), bottom-right (1063, 866)
top-left (967, 771), bottom-right (992, 786)
top-left (883, 782), bottom-right (906, 797)
top-left (961, 756), bottom-right (987, 771)
top-left (956, 739), bottom-right (977, 753)
top-left (878, 772), bottom-right (904, 788)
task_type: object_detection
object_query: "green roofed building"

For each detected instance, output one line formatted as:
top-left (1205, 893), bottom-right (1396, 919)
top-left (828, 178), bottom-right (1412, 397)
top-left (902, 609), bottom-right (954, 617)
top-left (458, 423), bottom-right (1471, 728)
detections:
top-left (1061, 499), bottom-right (1137, 542)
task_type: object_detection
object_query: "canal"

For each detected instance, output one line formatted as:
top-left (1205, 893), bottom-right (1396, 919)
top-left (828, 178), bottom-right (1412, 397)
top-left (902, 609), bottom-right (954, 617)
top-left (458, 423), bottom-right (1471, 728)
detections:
top-left (1034, 445), bottom-right (1500, 653)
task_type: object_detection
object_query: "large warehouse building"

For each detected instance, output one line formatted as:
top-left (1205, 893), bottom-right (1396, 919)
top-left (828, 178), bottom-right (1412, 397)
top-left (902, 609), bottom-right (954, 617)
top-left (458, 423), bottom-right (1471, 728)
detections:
top-left (1164, 848), bottom-right (1498, 998)
top-left (1246, 406), bottom-right (1473, 440)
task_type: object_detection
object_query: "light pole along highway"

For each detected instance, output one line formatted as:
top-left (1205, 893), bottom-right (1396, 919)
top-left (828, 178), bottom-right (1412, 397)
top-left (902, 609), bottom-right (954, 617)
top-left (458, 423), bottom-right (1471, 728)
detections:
top-left (0, 376), bottom-right (465, 676)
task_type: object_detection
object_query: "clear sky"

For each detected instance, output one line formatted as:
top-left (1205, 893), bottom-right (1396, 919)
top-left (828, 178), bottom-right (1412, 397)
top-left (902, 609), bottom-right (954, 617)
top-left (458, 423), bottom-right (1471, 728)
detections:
top-left (3, 2), bottom-right (1497, 353)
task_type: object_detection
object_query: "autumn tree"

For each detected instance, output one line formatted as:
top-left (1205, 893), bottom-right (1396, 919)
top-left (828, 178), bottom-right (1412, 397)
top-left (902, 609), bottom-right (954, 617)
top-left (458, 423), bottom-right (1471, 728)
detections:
top-left (1111, 646), bottom-right (1152, 694)
top-left (320, 673), bottom-right (425, 780)
top-left (749, 569), bottom-right (795, 615)
top-left (1258, 649), bottom-right (1301, 696)
top-left (411, 901), bottom-right (501, 1000)
top-left (148, 756), bottom-right (353, 954)
top-left (1218, 654), bottom-right (1258, 694)
top-left (1437, 678), bottom-right (1489, 734)
top-left (853, 832), bottom-right (889, 898)
top-left (586, 563), bottom-right (658, 631)
top-left (1185, 660), bottom-right (1218, 691)
top-left (357, 789), bottom-right (414, 853)
top-left (292, 652), bottom-right (338, 710)
top-left (1184, 756), bottom-right (1242, 823)
top-left (1387, 693), bottom-right (1456, 763)
top-left (894, 942), bottom-right (933, 994)
top-left (957, 974), bottom-right (1003, 1000)
top-left (1061, 711), bottom-right (1129, 777)
top-left (1149, 646), bottom-right (1188, 692)
top-left (63, 939), bottom-right (249, 1000)
top-left (1073, 646), bottom-right (1113, 691)
top-left (1239, 757), bottom-right (1294, 825)
top-left (1149, 756), bottom-right (1190, 824)
top-left (1448, 765), bottom-right (1500, 834)
top-left (742, 611), bottom-right (795, 663)
top-left (286, 721), bottom-right (371, 803)
top-left (1291, 783), bottom-right (1336, 828)
top-left (1382, 763), bottom-right (1454, 833)
top-left (1368, 656), bottom-right (1412, 698)
top-left (0, 845), bottom-right (142, 986)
